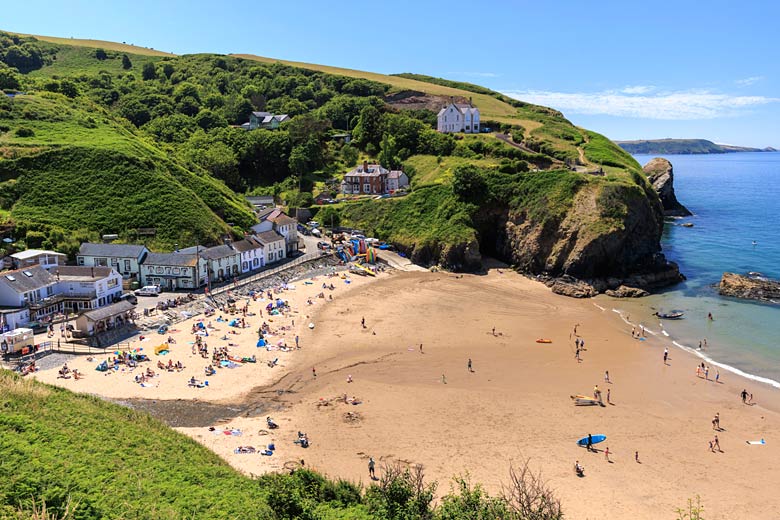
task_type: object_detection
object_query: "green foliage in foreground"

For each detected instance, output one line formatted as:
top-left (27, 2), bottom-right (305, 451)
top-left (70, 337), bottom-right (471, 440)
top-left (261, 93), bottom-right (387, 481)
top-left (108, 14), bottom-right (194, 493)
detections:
top-left (0, 371), bottom-right (563, 520)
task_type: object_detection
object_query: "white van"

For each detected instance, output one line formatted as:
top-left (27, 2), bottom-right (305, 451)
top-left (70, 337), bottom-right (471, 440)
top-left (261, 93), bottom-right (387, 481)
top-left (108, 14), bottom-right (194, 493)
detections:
top-left (134, 285), bottom-right (160, 297)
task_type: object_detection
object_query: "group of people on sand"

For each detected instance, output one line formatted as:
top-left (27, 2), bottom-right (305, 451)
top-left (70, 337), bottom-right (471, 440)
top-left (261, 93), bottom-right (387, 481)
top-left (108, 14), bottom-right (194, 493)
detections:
top-left (57, 363), bottom-right (82, 380)
top-left (157, 359), bottom-right (184, 372)
top-left (695, 361), bottom-right (719, 382)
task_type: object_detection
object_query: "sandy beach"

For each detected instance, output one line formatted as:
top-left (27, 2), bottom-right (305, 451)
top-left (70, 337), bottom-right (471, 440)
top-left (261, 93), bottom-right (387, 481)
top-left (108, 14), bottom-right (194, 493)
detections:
top-left (36, 268), bottom-right (780, 519)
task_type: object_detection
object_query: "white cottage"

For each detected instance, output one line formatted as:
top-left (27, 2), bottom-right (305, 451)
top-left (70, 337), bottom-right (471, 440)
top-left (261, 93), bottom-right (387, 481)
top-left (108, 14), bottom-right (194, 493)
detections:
top-left (437, 102), bottom-right (480, 133)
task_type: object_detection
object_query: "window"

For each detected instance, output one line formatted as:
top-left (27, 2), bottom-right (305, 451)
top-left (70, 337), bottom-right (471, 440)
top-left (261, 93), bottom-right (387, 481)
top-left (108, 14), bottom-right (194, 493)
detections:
top-left (165, 267), bottom-right (171, 274)
top-left (77, 257), bottom-right (85, 266)
top-left (173, 267), bottom-right (180, 274)
top-left (156, 267), bottom-right (163, 274)
top-left (22, 271), bottom-right (33, 277)
top-left (364, 183), bottom-right (370, 193)
top-left (124, 260), bottom-right (131, 271)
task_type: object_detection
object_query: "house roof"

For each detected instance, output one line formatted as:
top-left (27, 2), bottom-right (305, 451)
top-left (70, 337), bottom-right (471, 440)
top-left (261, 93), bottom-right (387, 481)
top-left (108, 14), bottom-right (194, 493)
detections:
top-left (200, 244), bottom-right (238, 260)
top-left (258, 207), bottom-right (283, 221)
top-left (387, 170), bottom-right (406, 180)
top-left (143, 253), bottom-right (198, 267)
top-left (10, 249), bottom-right (66, 261)
top-left (345, 164), bottom-right (389, 178)
top-left (438, 102), bottom-right (479, 116)
top-left (54, 266), bottom-right (116, 282)
top-left (252, 111), bottom-right (271, 118)
top-left (0, 265), bottom-right (56, 294)
top-left (270, 214), bottom-right (297, 226)
top-left (233, 237), bottom-right (264, 253)
top-left (78, 243), bottom-right (148, 258)
top-left (176, 245), bottom-right (207, 255)
top-left (254, 230), bottom-right (284, 245)
top-left (81, 300), bottom-right (135, 322)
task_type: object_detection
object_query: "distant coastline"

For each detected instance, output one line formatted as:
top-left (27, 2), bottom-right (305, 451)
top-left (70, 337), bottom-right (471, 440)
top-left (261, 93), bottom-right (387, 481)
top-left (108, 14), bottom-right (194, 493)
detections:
top-left (616, 138), bottom-right (777, 155)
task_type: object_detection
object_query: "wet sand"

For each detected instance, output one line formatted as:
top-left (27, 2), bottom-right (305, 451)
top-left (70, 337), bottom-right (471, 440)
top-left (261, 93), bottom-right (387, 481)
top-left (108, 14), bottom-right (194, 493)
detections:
top-left (179, 270), bottom-right (780, 520)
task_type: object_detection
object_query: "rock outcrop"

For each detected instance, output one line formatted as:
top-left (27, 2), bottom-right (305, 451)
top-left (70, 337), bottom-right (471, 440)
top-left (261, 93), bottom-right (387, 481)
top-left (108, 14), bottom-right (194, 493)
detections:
top-left (474, 180), bottom-right (684, 295)
top-left (719, 272), bottom-right (780, 301)
top-left (643, 158), bottom-right (691, 217)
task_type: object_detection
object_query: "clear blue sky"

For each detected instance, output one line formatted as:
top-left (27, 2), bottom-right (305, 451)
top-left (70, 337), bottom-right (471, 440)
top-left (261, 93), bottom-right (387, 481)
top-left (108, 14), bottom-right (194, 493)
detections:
top-left (5, 0), bottom-right (778, 147)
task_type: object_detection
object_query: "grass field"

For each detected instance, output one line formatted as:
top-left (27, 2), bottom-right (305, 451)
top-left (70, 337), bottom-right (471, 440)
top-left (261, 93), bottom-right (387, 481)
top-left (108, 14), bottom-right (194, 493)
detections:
top-left (405, 154), bottom-right (500, 187)
top-left (233, 53), bottom-right (523, 122)
top-left (22, 33), bottom-right (175, 56)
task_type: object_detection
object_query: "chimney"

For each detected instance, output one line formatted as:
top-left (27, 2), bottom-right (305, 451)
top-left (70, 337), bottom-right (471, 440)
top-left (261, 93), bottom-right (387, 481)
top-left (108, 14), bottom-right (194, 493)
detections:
top-left (469, 96), bottom-right (473, 106)
top-left (362, 160), bottom-right (368, 172)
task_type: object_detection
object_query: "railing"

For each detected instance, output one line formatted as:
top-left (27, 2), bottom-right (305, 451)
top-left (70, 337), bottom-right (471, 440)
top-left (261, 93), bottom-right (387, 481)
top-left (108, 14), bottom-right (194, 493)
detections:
top-left (209, 251), bottom-right (327, 297)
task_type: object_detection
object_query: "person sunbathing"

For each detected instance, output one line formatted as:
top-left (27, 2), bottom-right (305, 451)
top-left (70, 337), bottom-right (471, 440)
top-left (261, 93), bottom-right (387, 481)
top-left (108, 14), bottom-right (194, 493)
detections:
top-left (574, 461), bottom-right (585, 477)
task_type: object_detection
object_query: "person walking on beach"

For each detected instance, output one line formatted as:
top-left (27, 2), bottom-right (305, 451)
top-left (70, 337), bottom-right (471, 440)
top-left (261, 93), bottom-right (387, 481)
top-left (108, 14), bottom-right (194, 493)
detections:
top-left (442, 374), bottom-right (447, 384)
top-left (368, 457), bottom-right (376, 479)
top-left (295, 335), bottom-right (299, 349)
top-left (741, 389), bottom-right (748, 404)
top-left (607, 388), bottom-right (612, 405)
top-left (716, 370), bottom-right (720, 383)
top-left (604, 447), bottom-right (610, 462)
top-left (492, 327), bottom-right (496, 336)
top-left (713, 435), bottom-right (721, 452)
top-left (586, 433), bottom-right (593, 452)
top-left (467, 358), bottom-right (473, 372)
top-left (713, 413), bottom-right (720, 430)
top-left (704, 366), bottom-right (709, 380)
top-left (312, 367), bottom-right (317, 378)
top-left (663, 348), bottom-right (669, 365)
top-left (361, 317), bottom-right (365, 329)
top-left (635, 451), bottom-right (640, 463)
top-left (604, 370), bottom-right (610, 383)
top-left (419, 344), bottom-right (423, 354)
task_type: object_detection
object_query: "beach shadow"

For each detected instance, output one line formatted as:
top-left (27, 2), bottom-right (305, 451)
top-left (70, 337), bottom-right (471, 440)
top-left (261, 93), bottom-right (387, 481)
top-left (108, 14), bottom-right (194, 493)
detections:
top-left (607, 460), bottom-right (614, 464)
top-left (609, 402), bottom-right (616, 406)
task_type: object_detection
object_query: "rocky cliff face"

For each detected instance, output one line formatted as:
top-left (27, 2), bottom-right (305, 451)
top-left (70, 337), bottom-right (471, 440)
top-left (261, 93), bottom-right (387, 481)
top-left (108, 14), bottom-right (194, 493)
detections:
top-left (719, 272), bottom-right (780, 301)
top-left (643, 158), bottom-right (692, 216)
top-left (473, 182), bottom-right (684, 295)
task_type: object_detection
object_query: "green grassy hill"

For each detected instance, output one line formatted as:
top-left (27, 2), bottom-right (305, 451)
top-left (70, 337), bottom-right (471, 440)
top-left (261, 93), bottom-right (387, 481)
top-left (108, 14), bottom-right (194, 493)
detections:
top-left (616, 138), bottom-right (774, 154)
top-left (1, 370), bottom-right (558, 519)
top-left (0, 29), bottom-right (667, 284)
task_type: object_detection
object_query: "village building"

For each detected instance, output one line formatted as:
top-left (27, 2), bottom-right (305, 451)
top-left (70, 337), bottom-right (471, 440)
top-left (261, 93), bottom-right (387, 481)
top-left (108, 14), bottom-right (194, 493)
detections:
top-left (52, 266), bottom-right (123, 313)
top-left (0, 266), bottom-right (57, 330)
top-left (10, 249), bottom-right (67, 270)
top-left (250, 209), bottom-right (300, 254)
top-left (242, 112), bottom-right (290, 130)
top-left (233, 236), bottom-right (265, 273)
top-left (77, 243), bottom-right (149, 280)
top-left (254, 231), bottom-right (286, 264)
top-left (74, 300), bottom-right (136, 338)
top-left (340, 161), bottom-right (409, 195)
top-left (140, 252), bottom-right (207, 291)
top-left (200, 243), bottom-right (241, 282)
top-left (437, 101), bottom-right (480, 133)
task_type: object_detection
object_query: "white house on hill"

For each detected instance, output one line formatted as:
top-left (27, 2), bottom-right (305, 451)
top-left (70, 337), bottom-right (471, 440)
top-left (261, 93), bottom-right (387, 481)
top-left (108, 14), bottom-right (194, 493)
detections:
top-left (437, 102), bottom-right (480, 133)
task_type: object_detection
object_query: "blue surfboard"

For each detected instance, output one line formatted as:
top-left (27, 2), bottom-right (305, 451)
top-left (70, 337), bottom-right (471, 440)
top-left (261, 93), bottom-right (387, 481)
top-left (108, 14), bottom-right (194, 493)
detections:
top-left (577, 434), bottom-right (606, 446)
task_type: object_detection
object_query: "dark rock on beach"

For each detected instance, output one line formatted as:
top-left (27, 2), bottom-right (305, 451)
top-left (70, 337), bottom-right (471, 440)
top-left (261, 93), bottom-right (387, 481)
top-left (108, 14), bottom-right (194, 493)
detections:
top-left (719, 272), bottom-right (780, 302)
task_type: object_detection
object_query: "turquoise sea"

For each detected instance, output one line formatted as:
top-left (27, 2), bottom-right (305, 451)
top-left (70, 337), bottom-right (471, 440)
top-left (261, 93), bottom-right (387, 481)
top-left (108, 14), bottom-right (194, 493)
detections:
top-left (597, 152), bottom-right (780, 386)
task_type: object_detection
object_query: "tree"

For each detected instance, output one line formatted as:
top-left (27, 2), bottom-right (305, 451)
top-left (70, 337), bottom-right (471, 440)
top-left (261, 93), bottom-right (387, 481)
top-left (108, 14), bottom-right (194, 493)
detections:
top-left (378, 133), bottom-right (401, 170)
top-left (94, 48), bottom-right (108, 61)
top-left (0, 69), bottom-right (20, 91)
top-left (162, 62), bottom-right (175, 79)
top-left (341, 144), bottom-right (359, 167)
top-left (177, 96), bottom-right (201, 117)
top-left (59, 79), bottom-right (78, 98)
top-left (352, 105), bottom-right (382, 150)
top-left (121, 54), bottom-right (132, 70)
top-left (194, 109), bottom-right (227, 131)
top-left (452, 164), bottom-right (487, 202)
top-left (142, 62), bottom-right (157, 81)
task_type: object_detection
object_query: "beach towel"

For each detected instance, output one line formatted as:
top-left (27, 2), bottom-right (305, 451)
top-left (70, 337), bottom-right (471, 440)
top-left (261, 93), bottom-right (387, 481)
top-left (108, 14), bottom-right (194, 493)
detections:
top-left (140, 383), bottom-right (154, 388)
top-left (747, 439), bottom-right (766, 445)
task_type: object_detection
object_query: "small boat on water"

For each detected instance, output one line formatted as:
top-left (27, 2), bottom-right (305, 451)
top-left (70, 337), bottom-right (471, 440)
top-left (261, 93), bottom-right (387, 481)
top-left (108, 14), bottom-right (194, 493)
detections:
top-left (655, 310), bottom-right (685, 320)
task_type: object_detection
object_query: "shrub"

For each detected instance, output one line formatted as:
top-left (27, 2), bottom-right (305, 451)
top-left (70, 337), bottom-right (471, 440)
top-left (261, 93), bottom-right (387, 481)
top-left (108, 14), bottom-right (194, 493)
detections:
top-left (14, 127), bottom-right (34, 137)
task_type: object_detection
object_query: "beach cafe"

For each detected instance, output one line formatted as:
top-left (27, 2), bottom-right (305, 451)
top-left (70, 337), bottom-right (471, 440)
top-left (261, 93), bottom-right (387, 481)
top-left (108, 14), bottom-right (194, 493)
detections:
top-left (0, 327), bottom-right (35, 356)
top-left (74, 300), bottom-right (136, 337)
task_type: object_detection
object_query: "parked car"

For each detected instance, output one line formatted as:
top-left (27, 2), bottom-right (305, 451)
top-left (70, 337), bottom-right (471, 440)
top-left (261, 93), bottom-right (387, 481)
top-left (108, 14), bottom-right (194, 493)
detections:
top-left (117, 293), bottom-right (138, 305)
top-left (134, 285), bottom-right (161, 297)
top-left (307, 220), bottom-right (320, 227)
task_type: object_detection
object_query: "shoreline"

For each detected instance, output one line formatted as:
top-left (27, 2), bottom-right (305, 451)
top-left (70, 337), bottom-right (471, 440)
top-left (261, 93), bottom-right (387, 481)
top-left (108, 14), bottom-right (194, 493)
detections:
top-left (28, 267), bottom-right (780, 518)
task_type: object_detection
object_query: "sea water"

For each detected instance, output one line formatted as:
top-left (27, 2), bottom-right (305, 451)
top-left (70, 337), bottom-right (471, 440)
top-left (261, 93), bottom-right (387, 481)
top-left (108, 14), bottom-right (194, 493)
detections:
top-left (597, 152), bottom-right (780, 386)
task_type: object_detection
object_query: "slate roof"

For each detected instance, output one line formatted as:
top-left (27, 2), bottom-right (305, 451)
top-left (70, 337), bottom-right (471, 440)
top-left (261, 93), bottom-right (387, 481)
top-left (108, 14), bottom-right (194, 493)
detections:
top-left (270, 214), bottom-right (297, 226)
top-left (233, 237), bottom-right (264, 253)
top-left (81, 300), bottom-right (135, 322)
top-left (143, 253), bottom-right (198, 267)
top-left (200, 244), bottom-right (238, 260)
top-left (54, 266), bottom-right (116, 282)
top-left (0, 265), bottom-right (56, 294)
top-left (78, 243), bottom-right (148, 258)
top-left (254, 231), bottom-right (285, 245)
top-left (10, 249), bottom-right (66, 261)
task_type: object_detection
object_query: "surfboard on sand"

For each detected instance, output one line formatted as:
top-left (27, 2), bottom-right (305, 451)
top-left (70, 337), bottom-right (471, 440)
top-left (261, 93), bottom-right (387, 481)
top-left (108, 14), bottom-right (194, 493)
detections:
top-left (747, 439), bottom-right (766, 445)
top-left (577, 434), bottom-right (606, 446)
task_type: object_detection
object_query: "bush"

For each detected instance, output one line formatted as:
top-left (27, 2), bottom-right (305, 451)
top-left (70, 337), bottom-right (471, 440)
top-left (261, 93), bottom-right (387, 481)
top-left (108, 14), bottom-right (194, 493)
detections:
top-left (14, 127), bottom-right (34, 137)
